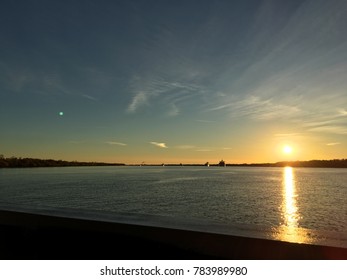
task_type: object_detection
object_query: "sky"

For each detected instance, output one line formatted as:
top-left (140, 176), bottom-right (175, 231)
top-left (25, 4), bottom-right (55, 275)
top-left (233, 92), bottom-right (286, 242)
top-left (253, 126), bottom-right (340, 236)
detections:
top-left (1, 0), bottom-right (347, 164)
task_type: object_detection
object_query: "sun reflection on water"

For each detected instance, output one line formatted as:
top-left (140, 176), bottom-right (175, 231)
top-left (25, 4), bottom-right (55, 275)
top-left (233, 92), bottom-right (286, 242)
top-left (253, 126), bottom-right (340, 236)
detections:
top-left (283, 166), bottom-right (299, 228)
top-left (271, 167), bottom-right (314, 244)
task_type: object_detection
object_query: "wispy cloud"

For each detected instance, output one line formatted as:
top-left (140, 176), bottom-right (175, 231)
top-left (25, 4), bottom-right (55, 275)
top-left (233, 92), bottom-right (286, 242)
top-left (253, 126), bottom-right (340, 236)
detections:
top-left (302, 120), bottom-right (336, 128)
top-left (175, 145), bottom-right (195, 149)
top-left (326, 142), bottom-right (340, 146)
top-left (308, 126), bottom-right (347, 135)
top-left (175, 144), bottom-right (225, 152)
top-left (297, 101), bottom-right (347, 135)
top-left (1, 68), bottom-right (33, 92)
top-left (195, 149), bottom-right (213, 152)
top-left (274, 133), bottom-right (301, 138)
top-left (201, 0), bottom-right (347, 130)
top-left (150, 142), bottom-right (168, 148)
top-left (105, 141), bottom-right (127, 146)
top-left (127, 76), bottom-right (204, 115)
top-left (208, 95), bottom-right (301, 121)
top-left (82, 94), bottom-right (98, 101)
top-left (127, 91), bottom-right (149, 113)
top-left (167, 103), bottom-right (180, 117)
top-left (0, 64), bottom-right (74, 96)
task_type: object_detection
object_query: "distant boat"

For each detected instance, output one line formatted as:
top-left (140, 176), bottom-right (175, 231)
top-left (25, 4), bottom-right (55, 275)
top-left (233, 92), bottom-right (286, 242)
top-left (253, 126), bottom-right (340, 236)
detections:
top-left (218, 160), bottom-right (226, 167)
top-left (204, 162), bottom-right (210, 167)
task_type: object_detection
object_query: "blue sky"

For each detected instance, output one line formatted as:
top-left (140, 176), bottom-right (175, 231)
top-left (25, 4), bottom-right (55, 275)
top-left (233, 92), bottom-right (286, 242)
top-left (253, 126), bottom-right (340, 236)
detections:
top-left (1, 0), bottom-right (347, 164)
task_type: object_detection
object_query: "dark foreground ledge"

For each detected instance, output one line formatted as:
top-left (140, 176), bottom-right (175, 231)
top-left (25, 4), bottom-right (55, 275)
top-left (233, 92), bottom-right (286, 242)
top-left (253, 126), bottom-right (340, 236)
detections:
top-left (0, 208), bottom-right (346, 260)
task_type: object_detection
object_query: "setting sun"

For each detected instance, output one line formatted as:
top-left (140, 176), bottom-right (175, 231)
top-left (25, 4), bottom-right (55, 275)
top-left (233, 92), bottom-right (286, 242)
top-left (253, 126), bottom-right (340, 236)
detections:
top-left (283, 145), bottom-right (293, 154)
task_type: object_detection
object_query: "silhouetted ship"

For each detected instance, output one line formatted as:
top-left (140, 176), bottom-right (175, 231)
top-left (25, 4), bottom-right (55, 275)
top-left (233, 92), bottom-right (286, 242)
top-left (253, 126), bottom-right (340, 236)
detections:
top-left (219, 160), bottom-right (226, 167)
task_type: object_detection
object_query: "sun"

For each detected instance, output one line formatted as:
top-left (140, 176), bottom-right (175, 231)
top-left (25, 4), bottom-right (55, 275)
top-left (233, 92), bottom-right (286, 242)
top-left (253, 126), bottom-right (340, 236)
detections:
top-left (283, 145), bottom-right (293, 154)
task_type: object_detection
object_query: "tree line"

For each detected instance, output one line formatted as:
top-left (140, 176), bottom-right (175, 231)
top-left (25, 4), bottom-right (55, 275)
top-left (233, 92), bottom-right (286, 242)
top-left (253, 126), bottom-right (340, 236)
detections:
top-left (228, 159), bottom-right (347, 168)
top-left (1, 155), bottom-right (346, 168)
top-left (0, 156), bottom-right (125, 168)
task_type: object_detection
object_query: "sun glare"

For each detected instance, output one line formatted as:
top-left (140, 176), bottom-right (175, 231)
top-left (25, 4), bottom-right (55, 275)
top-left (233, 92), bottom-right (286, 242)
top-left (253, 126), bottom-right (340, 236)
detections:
top-left (283, 145), bottom-right (293, 154)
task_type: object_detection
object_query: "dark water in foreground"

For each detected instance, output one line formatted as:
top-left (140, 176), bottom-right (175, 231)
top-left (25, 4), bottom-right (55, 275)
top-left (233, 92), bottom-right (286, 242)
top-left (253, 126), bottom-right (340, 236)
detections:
top-left (0, 166), bottom-right (346, 247)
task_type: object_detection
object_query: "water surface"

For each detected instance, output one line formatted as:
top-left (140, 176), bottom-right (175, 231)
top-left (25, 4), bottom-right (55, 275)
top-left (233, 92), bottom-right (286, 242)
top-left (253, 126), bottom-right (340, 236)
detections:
top-left (0, 166), bottom-right (346, 247)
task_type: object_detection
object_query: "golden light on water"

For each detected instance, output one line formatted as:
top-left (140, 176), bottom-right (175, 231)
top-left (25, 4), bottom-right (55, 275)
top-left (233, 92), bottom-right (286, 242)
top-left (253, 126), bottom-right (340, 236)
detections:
top-left (271, 167), bottom-right (315, 244)
top-left (283, 167), bottom-right (298, 228)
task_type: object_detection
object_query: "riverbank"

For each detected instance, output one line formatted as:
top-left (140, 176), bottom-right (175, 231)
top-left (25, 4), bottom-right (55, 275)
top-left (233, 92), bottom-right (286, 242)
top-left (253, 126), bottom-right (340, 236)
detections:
top-left (1, 207), bottom-right (346, 260)
top-left (0, 157), bottom-right (125, 168)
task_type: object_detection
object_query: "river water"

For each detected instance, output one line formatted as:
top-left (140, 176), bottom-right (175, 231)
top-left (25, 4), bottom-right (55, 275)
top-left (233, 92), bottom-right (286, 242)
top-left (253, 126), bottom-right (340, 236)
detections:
top-left (0, 166), bottom-right (346, 247)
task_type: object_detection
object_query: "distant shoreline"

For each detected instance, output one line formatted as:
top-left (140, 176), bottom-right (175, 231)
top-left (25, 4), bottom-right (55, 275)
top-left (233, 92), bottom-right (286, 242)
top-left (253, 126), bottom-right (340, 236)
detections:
top-left (0, 157), bottom-right (125, 168)
top-left (1, 156), bottom-right (347, 168)
top-left (133, 160), bottom-right (347, 168)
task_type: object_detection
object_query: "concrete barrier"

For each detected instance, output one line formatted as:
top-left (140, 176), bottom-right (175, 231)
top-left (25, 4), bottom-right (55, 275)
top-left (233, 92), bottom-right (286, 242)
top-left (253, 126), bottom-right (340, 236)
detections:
top-left (0, 208), bottom-right (346, 259)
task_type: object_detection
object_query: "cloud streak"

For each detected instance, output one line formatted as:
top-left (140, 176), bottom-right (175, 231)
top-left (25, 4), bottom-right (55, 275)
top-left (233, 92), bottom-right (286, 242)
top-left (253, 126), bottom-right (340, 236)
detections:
top-left (326, 142), bottom-right (340, 146)
top-left (82, 94), bottom-right (98, 101)
top-left (195, 149), bottom-right (213, 152)
top-left (208, 95), bottom-right (301, 121)
top-left (308, 126), bottom-right (347, 135)
top-left (150, 142), bottom-right (168, 148)
top-left (126, 74), bottom-right (204, 116)
top-left (106, 141), bottom-right (127, 146)
top-left (127, 91), bottom-right (149, 113)
top-left (175, 145), bottom-right (196, 149)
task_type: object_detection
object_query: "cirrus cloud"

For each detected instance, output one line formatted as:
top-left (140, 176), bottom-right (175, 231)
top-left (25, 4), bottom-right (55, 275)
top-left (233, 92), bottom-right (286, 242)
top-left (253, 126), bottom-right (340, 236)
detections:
top-left (150, 141), bottom-right (168, 148)
top-left (326, 142), bottom-right (340, 146)
top-left (106, 141), bottom-right (127, 146)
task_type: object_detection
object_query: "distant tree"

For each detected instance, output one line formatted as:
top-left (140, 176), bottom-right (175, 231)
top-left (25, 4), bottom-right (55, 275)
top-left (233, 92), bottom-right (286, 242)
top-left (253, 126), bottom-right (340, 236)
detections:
top-left (0, 157), bottom-right (8, 167)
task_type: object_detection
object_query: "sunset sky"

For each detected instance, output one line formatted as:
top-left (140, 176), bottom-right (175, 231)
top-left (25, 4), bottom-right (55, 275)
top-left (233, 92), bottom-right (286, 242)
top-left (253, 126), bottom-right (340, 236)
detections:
top-left (1, 0), bottom-right (347, 164)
